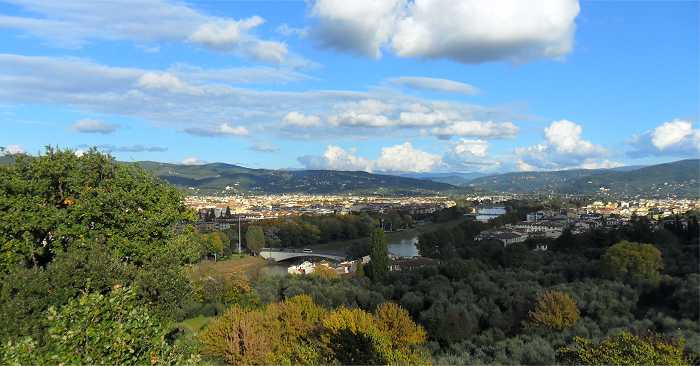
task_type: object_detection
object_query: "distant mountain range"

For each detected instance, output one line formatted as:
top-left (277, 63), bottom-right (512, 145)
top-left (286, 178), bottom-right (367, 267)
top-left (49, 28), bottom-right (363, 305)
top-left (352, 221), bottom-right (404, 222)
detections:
top-left (2, 154), bottom-right (697, 197)
top-left (137, 159), bottom-right (697, 197)
top-left (465, 159), bottom-right (698, 197)
top-left (397, 172), bottom-right (489, 186)
top-left (134, 161), bottom-right (455, 195)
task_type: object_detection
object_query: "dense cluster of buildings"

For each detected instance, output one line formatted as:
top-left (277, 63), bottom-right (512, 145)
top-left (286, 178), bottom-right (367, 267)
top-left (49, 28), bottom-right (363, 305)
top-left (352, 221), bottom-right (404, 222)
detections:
top-left (185, 194), bottom-right (456, 220)
top-left (474, 197), bottom-right (699, 247)
top-left (475, 209), bottom-right (570, 247)
top-left (579, 199), bottom-right (699, 219)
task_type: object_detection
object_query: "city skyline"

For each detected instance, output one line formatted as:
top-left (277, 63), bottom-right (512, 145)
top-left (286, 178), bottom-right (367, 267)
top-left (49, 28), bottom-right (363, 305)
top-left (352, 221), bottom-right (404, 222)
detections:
top-left (1, 0), bottom-right (698, 173)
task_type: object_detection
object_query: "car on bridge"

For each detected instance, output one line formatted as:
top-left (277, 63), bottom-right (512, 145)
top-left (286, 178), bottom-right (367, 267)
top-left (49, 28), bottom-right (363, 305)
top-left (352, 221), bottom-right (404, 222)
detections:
top-left (302, 248), bottom-right (313, 253)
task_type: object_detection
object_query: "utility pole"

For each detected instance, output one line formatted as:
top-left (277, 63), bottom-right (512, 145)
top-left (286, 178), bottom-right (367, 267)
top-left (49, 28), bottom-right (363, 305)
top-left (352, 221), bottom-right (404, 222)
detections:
top-left (237, 214), bottom-right (242, 254)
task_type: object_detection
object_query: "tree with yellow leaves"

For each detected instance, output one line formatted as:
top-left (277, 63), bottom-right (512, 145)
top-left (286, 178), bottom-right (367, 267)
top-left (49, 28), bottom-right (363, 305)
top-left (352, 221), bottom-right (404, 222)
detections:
top-left (199, 296), bottom-right (429, 365)
top-left (529, 290), bottom-right (580, 331)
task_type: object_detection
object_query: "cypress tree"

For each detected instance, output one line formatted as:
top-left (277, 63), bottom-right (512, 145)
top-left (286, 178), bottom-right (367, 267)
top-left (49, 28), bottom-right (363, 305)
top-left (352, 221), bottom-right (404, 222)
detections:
top-left (368, 228), bottom-right (389, 281)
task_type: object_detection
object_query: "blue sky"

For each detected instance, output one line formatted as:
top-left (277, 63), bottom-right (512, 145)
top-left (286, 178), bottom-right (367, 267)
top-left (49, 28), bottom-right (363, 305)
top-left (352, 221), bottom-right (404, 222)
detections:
top-left (1, 0), bottom-right (698, 173)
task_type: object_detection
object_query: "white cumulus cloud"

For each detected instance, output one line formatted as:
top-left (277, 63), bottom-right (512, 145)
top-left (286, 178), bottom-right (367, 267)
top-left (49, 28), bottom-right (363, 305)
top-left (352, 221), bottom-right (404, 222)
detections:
top-left (443, 139), bottom-right (502, 171)
top-left (374, 142), bottom-right (443, 172)
top-left (515, 120), bottom-right (609, 171)
top-left (652, 119), bottom-right (695, 150)
top-left (298, 142), bottom-right (442, 173)
top-left (309, 0), bottom-right (580, 64)
top-left (628, 119), bottom-right (700, 158)
top-left (544, 119), bottom-right (606, 155)
top-left (310, 0), bottom-right (405, 58)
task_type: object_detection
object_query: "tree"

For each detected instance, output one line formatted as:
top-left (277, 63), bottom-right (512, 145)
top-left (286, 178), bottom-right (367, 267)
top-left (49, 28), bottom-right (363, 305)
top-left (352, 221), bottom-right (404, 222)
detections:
top-left (601, 241), bottom-right (663, 286)
top-left (199, 306), bottom-right (273, 365)
top-left (0, 147), bottom-right (193, 273)
top-left (558, 331), bottom-right (689, 366)
top-left (204, 232), bottom-right (226, 259)
top-left (528, 291), bottom-right (580, 330)
top-left (199, 295), bottom-right (427, 365)
top-left (321, 307), bottom-right (394, 365)
top-left (200, 295), bottom-right (327, 365)
top-left (0, 243), bottom-right (133, 343)
top-left (672, 274), bottom-right (700, 320)
top-left (245, 225), bottom-right (265, 255)
top-left (1, 287), bottom-right (198, 365)
top-left (367, 228), bottom-right (389, 281)
top-left (374, 302), bottom-right (427, 349)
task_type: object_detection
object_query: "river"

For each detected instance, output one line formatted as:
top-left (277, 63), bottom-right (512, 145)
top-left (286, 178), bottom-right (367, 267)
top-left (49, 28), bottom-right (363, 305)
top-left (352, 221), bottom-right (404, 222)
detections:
top-left (388, 236), bottom-right (419, 257)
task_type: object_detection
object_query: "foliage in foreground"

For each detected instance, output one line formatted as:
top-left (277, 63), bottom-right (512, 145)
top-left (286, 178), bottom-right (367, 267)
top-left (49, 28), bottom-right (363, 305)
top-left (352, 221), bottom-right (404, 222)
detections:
top-left (0, 286), bottom-right (198, 365)
top-left (558, 331), bottom-right (690, 366)
top-left (199, 295), bottom-right (429, 365)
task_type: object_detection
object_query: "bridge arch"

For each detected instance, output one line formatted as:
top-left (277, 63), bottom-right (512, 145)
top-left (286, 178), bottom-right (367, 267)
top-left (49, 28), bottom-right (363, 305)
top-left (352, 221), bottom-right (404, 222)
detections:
top-left (259, 248), bottom-right (345, 262)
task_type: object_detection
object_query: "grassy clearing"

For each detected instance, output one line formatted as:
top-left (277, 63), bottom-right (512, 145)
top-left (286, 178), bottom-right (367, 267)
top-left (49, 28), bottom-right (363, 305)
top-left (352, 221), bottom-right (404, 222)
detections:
top-left (190, 255), bottom-right (268, 280)
top-left (179, 315), bottom-right (213, 334)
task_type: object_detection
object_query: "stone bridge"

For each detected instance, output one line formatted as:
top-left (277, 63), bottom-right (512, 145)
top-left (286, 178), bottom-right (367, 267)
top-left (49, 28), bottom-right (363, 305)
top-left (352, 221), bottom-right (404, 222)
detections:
top-left (259, 248), bottom-right (346, 262)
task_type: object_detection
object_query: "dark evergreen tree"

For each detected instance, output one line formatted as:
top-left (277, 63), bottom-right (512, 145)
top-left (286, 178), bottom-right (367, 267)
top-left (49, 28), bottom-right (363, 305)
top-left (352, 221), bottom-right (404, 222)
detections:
top-left (367, 228), bottom-right (389, 281)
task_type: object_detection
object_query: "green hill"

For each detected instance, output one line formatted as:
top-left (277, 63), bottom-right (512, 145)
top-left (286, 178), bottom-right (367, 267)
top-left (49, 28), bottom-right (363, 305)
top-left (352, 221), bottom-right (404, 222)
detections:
top-left (466, 169), bottom-right (600, 193)
top-left (467, 159), bottom-right (699, 197)
top-left (566, 159), bottom-right (699, 196)
top-left (134, 161), bottom-right (457, 195)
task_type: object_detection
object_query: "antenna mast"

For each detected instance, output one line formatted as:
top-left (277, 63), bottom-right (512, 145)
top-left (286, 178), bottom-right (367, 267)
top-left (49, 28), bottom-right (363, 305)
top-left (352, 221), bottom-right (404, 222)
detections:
top-left (238, 214), bottom-right (242, 254)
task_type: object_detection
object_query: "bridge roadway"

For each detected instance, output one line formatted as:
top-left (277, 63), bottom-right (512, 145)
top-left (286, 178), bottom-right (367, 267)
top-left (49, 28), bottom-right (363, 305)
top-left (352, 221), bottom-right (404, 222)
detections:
top-left (259, 248), bottom-right (346, 262)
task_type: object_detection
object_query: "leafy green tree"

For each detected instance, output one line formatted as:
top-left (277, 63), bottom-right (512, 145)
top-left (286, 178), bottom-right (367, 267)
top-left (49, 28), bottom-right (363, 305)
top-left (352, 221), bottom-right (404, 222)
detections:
top-left (367, 228), bottom-right (389, 281)
top-left (204, 232), bottom-right (226, 258)
top-left (601, 241), bottom-right (663, 286)
top-left (161, 227), bottom-right (206, 264)
top-left (0, 147), bottom-right (193, 272)
top-left (672, 274), bottom-right (700, 320)
top-left (0, 243), bottom-right (133, 343)
top-left (0, 287), bottom-right (198, 365)
top-left (245, 225), bottom-right (265, 255)
top-left (558, 331), bottom-right (690, 366)
top-left (528, 290), bottom-right (580, 330)
top-left (135, 254), bottom-right (195, 321)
